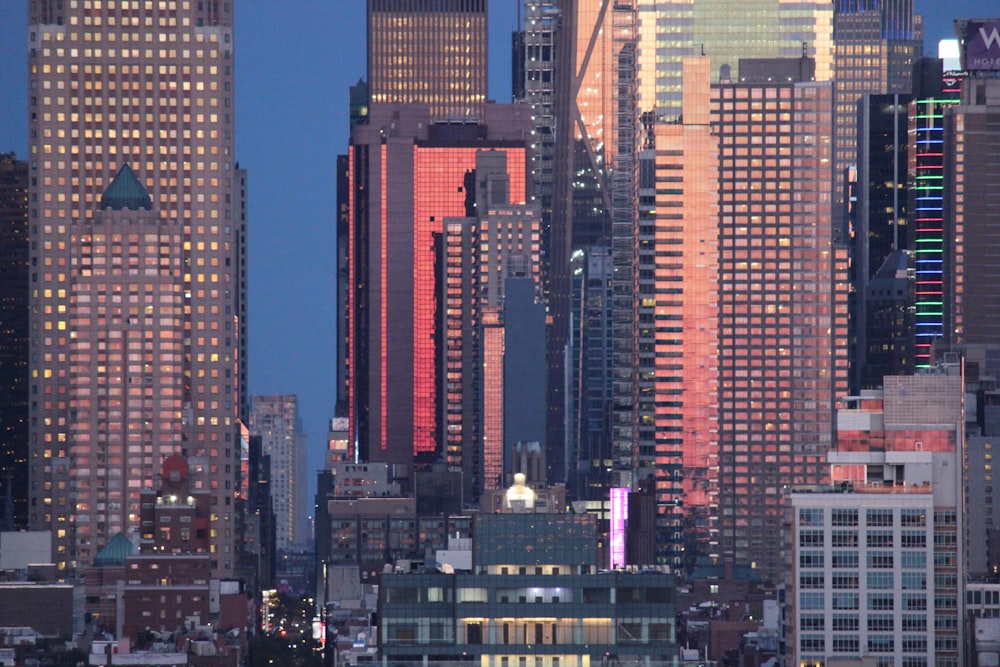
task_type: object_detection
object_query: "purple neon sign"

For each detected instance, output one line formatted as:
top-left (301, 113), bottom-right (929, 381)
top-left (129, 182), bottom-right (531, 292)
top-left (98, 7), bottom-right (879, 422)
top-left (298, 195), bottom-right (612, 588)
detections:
top-left (609, 487), bottom-right (629, 569)
top-left (965, 20), bottom-right (1000, 71)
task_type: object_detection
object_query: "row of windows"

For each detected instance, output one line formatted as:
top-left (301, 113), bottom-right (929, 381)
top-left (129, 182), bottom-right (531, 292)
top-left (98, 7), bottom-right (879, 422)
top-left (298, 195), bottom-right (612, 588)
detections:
top-left (800, 635), bottom-right (927, 653)
top-left (802, 572), bottom-right (927, 590)
top-left (800, 591), bottom-right (935, 611)
top-left (799, 529), bottom-right (927, 548)
top-left (801, 613), bottom-right (928, 633)
top-left (799, 507), bottom-right (927, 527)
top-left (799, 550), bottom-right (925, 569)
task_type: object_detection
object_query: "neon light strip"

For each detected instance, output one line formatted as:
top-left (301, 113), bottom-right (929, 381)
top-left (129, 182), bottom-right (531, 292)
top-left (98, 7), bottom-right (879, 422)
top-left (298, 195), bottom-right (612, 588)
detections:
top-left (381, 145), bottom-right (388, 451)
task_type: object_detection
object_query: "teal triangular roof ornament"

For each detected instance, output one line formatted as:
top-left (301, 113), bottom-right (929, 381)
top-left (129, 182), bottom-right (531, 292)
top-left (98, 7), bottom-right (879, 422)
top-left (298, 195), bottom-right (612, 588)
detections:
top-left (92, 532), bottom-right (134, 567)
top-left (100, 164), bottom-right (153, 211)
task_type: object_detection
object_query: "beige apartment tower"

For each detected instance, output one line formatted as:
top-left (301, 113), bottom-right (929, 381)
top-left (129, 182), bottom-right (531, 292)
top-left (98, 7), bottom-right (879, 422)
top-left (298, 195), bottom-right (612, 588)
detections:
top-left (712, 59), bottom-right (849, 581)
top-left (249, 395), bottom-right (309, 550)
top-left (27, 0), bottom-right (246, 577)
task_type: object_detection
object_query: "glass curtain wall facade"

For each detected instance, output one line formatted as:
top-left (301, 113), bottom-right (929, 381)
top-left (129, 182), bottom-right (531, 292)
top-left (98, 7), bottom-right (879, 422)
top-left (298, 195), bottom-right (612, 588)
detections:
top-left (645, 0), bottom-right (834, 119)
top-left (347, 105), bottom-right (529, 467)
top-left (367, 0), bottom-right (488, 121)
top-left (854, 93), bottom-right (912, 389)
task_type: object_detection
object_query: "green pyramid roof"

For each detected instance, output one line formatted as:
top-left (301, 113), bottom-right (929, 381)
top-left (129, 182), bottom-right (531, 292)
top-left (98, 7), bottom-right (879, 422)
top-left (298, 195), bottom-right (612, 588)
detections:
top-left (93, 532), bottom-right (133, 567)
top-left (100, 164), bottom-right (152, 211)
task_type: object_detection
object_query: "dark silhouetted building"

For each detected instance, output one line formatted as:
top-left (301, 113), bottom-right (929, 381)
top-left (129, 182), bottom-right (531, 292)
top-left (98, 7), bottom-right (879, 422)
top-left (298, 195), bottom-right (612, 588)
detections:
top-left (832, 0), bottom-right (922, 235)
top-left (854, 93), bottom-right (913, 388)
top-left (944, 76), bottom-right (1000, 349)
top-left (862, 250), bottom-right (915, 387)
top-left (0, 153), bottom-right (28, 531)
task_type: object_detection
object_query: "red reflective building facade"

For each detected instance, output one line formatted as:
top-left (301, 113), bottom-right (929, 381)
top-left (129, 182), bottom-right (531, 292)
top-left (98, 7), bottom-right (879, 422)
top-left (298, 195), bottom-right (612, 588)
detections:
top-left (347, 104), bottom-right (530, 466)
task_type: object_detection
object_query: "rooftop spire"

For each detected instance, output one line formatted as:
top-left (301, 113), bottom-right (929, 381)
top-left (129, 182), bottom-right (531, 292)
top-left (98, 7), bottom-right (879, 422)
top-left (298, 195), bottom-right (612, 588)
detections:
top-left (100, 163), bottom-right (153, 211)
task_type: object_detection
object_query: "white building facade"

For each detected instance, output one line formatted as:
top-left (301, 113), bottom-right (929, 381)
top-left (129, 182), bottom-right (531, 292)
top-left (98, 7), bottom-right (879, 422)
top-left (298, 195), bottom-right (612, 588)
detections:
top-left (789, 450), bottom-right (964, 667)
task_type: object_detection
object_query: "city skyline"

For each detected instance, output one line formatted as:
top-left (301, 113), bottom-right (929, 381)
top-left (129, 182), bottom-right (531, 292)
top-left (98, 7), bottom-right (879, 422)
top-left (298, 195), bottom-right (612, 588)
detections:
top-left (0, 0), bottom-right (985, 506)
top-left (4, 0), bottom-right (1000, 659)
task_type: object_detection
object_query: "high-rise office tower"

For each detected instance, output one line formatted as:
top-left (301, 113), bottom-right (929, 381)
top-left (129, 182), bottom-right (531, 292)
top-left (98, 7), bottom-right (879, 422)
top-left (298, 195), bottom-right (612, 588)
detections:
top-left (832, 1), bottom-right (921, 232)
top-left (0, 154), bottom-right (29, 531)
top-left (944, 73), bottom-right (1000, 348)
top-left (640, 0), bottom-right (835, 119)
top-left (544, 3), bottom-right (839, 568)
top-left (367, 0), bottom-right (488, 121)
top-left (853, 93), bottom-right (912, 389)
top-left (568, 245), bottom-right (613, 499)
top-left (713, 58), bottom-right (849, 580)
top-left (249, 395), bottom-right (309, 550)
top-left (909, 55), bottom-right (962, 367)
top-left (547, 1), bottom-right (616, 489)
top-left (548, 1), bottom-right (641, 495)
top-left (440, 150), bottom-right (542, 498)
top-left (641, 7), bottom-right (836, 541)
top-left (335, 153), bottom-right (351, 419)
top-left (346, 103), bottom-right (530, 469)
top-left (512, 2), bottom-right (556, 276)
top-left (650, 57), bottom-right (720, 566)
top-left (833, 1), bottom-right (921, 390)
top-left (28, 1), bottom-right (246, 576)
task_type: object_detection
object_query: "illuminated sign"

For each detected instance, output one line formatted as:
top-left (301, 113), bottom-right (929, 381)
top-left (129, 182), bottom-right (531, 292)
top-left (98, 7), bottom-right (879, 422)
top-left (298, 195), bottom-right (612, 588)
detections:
top-left (965, 20), bottom-right (1000, 71)
top-left (609, 487), bottom-right (629, 569)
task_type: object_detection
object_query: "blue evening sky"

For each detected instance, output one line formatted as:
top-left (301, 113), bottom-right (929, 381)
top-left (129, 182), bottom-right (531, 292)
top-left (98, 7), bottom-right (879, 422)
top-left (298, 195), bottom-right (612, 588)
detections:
top-left (0, 1), bottom-right (987, 510)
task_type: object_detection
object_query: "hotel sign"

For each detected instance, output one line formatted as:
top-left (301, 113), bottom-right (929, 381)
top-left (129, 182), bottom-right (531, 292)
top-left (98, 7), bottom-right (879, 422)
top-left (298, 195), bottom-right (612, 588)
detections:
top-left (965, 20), bottom-right (1000, 71)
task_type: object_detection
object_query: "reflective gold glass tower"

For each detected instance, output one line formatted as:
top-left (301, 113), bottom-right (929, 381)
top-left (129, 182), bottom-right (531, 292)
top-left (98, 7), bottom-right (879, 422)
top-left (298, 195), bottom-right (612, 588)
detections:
top-left (367, 0), bottom-right (488, 121)
top-left (639, 0), bottom-right (834, 118)
top-left (28, 0), bottom-right (246, 577)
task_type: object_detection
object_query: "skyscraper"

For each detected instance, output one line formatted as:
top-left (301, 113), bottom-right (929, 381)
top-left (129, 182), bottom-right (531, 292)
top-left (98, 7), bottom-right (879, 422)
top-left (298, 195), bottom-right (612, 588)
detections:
top-left (249, 395), bottom-right (309, 550)
top-left (367, 0), bottom-right (488, 121)
top-left (713, 58), bottom-right (849, 580)
top-left (440, 151), bottom-right (543, 498)
top-left (650, 57), bottom-right (720, 565)
top-left (833, 0), bottom-right (922, 233)
top-left (853, 92), bottom-right (912, 389)
top-left (0, 154), bottom-right (29, 531)
top-left (346, 103), bottom-right (530, 469)
top-left (543, 1), bottom-right (840, 567)
top-left (910, 56), bottom-right (962, 367)
top-left (944, 75), bottom-right (1000, 348)
top-left (28, 1), bottom-right (246, 576)
top-left (640, 0), bottom-right (835, 118)
top-left (551, 0), bottom-right (640, 494)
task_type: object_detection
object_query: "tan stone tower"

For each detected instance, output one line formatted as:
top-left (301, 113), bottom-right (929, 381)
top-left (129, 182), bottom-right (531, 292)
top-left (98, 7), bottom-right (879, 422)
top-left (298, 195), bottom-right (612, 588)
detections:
top-left (27, 0), bottom-right (246, 578)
